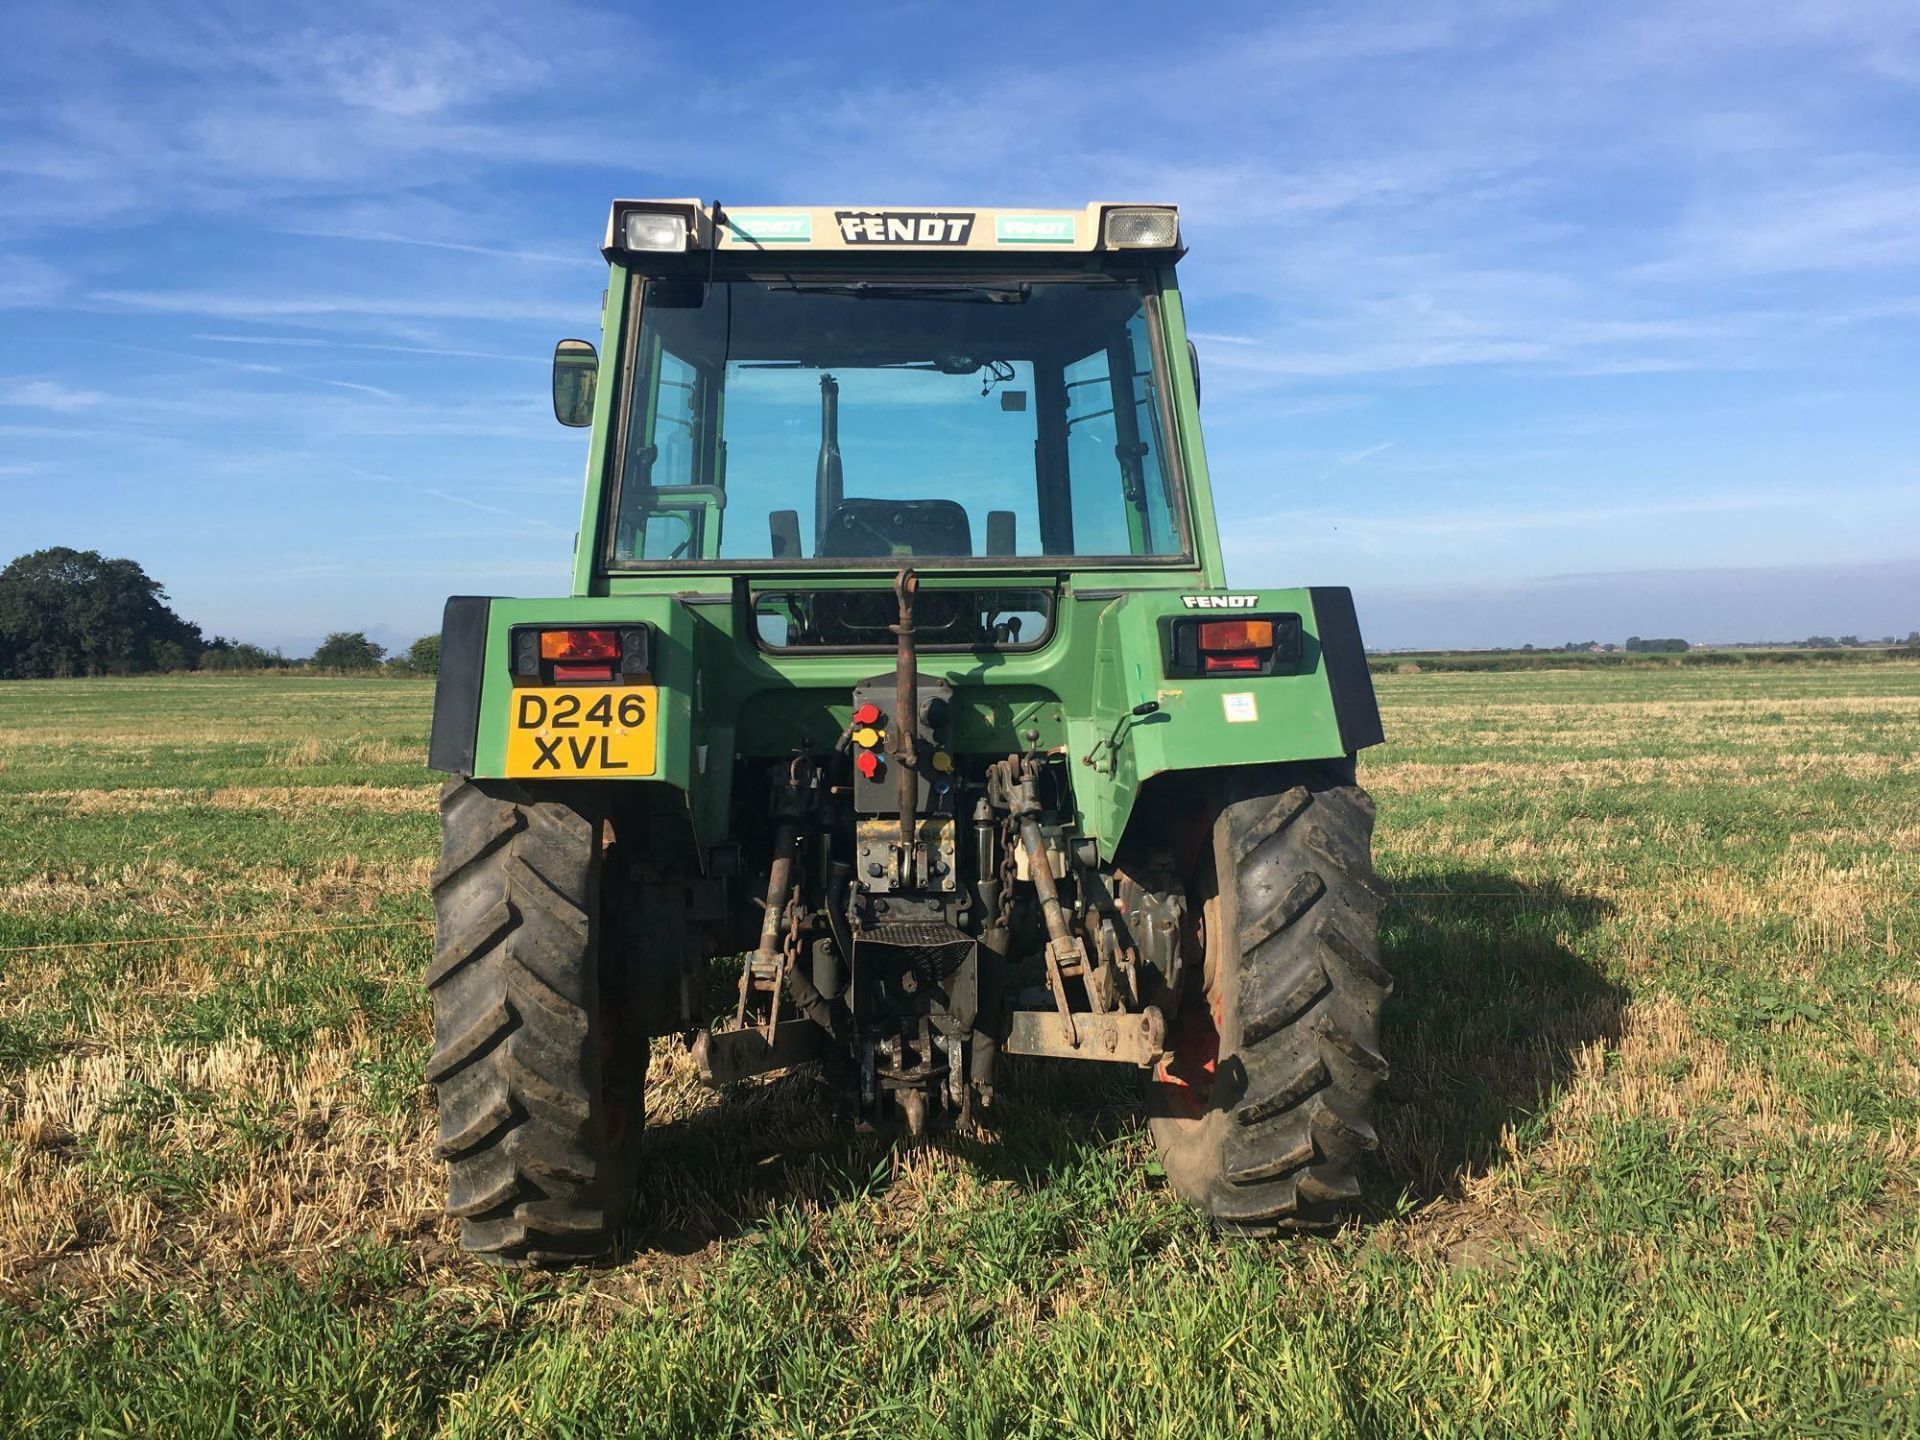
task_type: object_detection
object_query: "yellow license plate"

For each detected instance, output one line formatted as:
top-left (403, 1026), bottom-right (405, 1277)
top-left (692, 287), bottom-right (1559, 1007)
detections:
top-left (505, 685), bottom-right (658, 777)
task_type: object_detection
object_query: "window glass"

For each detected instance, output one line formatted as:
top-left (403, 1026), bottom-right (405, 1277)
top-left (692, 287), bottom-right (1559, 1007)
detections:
top-left (1126, 308), bottom-right (1178, 554)
top-left (1061, 316), bottom-right (1177, 557)
top-left (717, 361), bottom-right (1038, 560)
top-left (752, 588), bottom-right (1054, 649)
top-left (1063, 349), bottom-right (1127, 555)
top-left (609, 274), bottom-right (1186, 565)
top-left (651, 350), bottom-right (700, 486)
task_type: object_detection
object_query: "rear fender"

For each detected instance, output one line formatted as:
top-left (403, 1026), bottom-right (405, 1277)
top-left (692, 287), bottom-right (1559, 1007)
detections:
top-left (427, 594), bottom-right (716, 849)
top-left (1075, 586), bottom-right (1380, 862)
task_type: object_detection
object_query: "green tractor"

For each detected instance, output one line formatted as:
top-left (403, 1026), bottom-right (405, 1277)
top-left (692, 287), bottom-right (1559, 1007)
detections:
top-left (426, 200), bottom-right (1389, 1263)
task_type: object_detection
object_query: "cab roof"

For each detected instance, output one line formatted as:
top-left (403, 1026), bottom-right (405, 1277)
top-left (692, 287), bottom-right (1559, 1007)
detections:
top-left (602, 200), bottom-right (1182, 260)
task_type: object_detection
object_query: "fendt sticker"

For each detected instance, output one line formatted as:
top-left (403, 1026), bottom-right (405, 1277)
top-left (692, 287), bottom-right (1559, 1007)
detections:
top-left (1181, 594), bottom-right (1259, 610)
top-left (995, 214), bottom-right (1076, 245)
top-left (726, 212), bottom-right (813, 244)
top-left (835, 210), bottom-right (976, 245)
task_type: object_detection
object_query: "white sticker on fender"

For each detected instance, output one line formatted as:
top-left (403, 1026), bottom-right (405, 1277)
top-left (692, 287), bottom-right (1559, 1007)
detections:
top-left (1182, 594), bottom-right (1258, 609)
top-left (1223, 692), bottom-right (1258, 723)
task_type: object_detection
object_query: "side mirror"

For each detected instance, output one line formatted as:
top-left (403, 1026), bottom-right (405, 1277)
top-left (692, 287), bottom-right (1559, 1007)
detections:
top-left (1187, 338), bottom-right (1202, 408)
top-left (552, 339), bottom-right (598, 427)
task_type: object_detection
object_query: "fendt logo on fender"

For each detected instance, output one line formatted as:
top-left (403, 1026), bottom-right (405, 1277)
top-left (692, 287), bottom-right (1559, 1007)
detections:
top-left (835, 210), bottom-right (976, 245)
top-left (1181, 594), bottom-right (1259, 610)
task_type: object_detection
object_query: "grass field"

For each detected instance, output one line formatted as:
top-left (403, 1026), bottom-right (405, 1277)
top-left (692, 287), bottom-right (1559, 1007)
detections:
top-left (2, 667), bottom-right (1916, 1436)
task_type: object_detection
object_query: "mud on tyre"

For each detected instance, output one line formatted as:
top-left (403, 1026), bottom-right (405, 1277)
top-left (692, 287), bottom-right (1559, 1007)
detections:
top-left (1149, 761), bottom-right (1391, 1231)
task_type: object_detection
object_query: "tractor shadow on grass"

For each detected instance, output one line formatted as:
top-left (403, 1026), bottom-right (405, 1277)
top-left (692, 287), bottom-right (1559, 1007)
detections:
top-left (1370, 869), bottom-right (1625, 1211)
top-left (614, 868), bottom-right (1622, 1255)
top-left (619, 1052), bottom-right (1141, 1258)
top-left (620, 1066), bottom-right (883, 1258)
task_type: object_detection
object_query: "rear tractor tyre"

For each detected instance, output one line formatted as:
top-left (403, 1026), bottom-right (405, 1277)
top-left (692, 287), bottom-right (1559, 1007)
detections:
top-left (1149, 764), bottom-right (1390, 1232)
top-left (427, 779), bottom-right (646, 1263)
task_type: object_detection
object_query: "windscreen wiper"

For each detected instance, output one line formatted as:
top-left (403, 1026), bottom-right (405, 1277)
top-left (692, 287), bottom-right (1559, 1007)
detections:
top-left (770, 281), bottom-right (1031, 304)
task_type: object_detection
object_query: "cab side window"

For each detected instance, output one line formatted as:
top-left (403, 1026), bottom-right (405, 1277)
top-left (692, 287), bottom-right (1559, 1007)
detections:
top-left (1061, 313), bottom-right (1179, 556)
top-left (616, 338), bottom-right (712, 561)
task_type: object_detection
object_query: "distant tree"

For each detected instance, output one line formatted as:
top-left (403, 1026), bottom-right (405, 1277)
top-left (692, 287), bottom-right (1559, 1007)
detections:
top-left (0, 547), bottom-right (203, 678)
top-left (151, 638), bottom-right (193, 671)
top-left (1839, 635), bottom-right (1860, 647)
top-left (405, 634), bottom-right (441, 675)
top-left (1907, 631), bottom-right (1920, 646)
top-left (310, 632), bottom-right (386, 670)
top-left (201, 641), bottom-right (287, 671)
top-left (1624, 636), bottom-right (1689, 654)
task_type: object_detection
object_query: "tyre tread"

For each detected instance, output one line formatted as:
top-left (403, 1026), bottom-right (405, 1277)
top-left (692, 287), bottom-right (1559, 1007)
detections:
top-left (428, 778), bottom-right (640, 1265)
top-left (1155, 769), bottom-right (1390, 1234)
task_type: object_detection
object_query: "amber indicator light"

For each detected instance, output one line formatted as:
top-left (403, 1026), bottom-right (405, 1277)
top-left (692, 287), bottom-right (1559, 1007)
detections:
top-left (1196, 619), bottom-right (1274, 651)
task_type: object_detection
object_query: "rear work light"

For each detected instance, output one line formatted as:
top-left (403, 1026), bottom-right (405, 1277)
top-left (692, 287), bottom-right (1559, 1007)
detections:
top-left (1102, 206), bottom-right (1180, 250)
top-left (622, 210), bottom-right (688, 252)
top-left (511, 624), bottom-right (653, 683)
top-left (1163, 612), bottom-right (1302, 679)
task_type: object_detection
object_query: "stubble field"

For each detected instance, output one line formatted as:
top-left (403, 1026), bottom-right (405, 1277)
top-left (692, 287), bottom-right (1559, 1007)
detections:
top-left (1, 666), bottom-right (1916, 1436)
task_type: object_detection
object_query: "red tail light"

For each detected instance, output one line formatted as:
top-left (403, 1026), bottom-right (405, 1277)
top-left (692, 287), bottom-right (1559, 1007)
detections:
top-left (1198, 618), bottom-right (1275, 673)
top-left (551, 661), bottom-right (616, 683)
top-left (539, 628), bottom-right (620, 661)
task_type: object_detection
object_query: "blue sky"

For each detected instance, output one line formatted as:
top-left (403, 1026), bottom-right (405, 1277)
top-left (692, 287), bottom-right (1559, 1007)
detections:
top-left (2, 0), bottom-right (1917, 651)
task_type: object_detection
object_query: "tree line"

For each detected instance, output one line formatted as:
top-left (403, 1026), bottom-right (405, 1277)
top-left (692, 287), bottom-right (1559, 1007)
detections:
top-left (0, 547), bottom-right (437, 679)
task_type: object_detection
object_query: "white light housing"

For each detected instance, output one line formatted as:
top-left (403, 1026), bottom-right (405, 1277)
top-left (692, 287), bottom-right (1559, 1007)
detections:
top-left (1102, 207), bottom-right (1179, 249)
top-left (622, 211), bottom-right (688, 252)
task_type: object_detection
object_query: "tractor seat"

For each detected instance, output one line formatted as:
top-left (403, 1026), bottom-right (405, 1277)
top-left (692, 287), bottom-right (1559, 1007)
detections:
top-left (818, 498), bottom-right (973, 559)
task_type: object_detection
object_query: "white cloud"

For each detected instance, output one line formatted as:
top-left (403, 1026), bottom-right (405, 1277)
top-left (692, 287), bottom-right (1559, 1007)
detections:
top-left (1238, 481), bottom-right (1920, 547)
top-left (0, 378), bottom-right (105, 412)
top-left (290, 31), bottom-right (550, 118)
top-left (0, 254), bottom-right (69, 308)
top-left (91, 289), bottom-right (582, 324)
top-left (0, 2), bottom-right (649, 227)
top-left (193, 334), bottom-right (544, 362)
top-left (1641, 174), bottom-right (1920, 280)
top-left (277, 227), bottom-right (588, 267)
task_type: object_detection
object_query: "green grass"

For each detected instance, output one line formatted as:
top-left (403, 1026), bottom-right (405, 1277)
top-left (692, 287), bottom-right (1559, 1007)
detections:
top-left (2, 669), bottom-right (1917, 1436)
top-left (1370, 643), bottom-right (1920, 674)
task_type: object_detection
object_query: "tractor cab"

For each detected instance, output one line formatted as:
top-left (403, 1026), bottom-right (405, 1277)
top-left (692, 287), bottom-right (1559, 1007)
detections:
top-left (559, 201), bottom-right (1207, 584)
